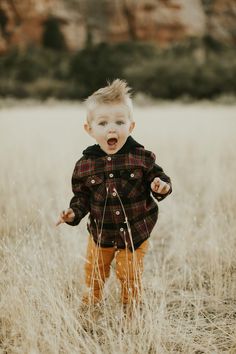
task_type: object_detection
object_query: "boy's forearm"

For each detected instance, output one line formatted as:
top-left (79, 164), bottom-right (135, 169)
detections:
top-left (149, 163), bottom-right (172, 201)
top-left (66, 193), bottom-right (89, 226)
top-left (66, 169), bottom-right (91, 226)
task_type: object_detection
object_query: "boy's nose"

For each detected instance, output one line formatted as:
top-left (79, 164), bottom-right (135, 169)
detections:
top-left (108, 128), bottom-right (116, 133)
top-left (108, 124), bottom-right (116, 133)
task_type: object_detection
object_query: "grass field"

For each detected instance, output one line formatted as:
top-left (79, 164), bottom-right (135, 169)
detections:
top-left (0, 102), bottom-right (236, 353)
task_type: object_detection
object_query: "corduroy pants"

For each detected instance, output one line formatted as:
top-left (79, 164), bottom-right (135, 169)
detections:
top-left (83, 236), bottom-right (149, 305)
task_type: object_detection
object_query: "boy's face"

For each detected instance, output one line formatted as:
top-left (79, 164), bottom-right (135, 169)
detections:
top-left (84, 103), bottom-right (135, 155)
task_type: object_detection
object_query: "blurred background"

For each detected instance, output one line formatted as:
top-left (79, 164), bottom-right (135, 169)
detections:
top-left (0, 0), bottom-right (235, 101)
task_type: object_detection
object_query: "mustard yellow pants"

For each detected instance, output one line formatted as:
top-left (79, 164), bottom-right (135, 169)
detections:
top-left (83, 236), bottom-right (149, 305)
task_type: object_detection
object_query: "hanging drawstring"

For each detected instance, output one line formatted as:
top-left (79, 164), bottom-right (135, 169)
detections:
top-left (97, 186), bottom-right (109, 241)
top-left (112, 187), bottom-right (135, 253)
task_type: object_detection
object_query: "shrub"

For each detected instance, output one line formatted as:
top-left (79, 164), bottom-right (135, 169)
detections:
top-left (125, 46), bottom-right (236, 99)
top-left (0, 40), bottom-right (235, 99)
top-left (70, 43), bottom-right (124, 97)
top-left (69, 42), bottom-right (155, 98)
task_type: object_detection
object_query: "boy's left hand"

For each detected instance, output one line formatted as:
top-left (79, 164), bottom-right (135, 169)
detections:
top-left (151, 177), bottom-right (170, 194)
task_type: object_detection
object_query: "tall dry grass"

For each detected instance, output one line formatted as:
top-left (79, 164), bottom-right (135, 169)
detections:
top-left (0, 102), bottom-right (236, 353)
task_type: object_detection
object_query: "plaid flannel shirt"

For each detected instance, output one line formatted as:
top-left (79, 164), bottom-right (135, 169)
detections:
top-left (67, 136), bottom-right (172, 251)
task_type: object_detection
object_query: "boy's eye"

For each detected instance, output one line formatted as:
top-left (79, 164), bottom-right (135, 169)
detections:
top-left (116, 120), bottom-right (125, 125)
top-left (98, 121), bottom-right (107, 126)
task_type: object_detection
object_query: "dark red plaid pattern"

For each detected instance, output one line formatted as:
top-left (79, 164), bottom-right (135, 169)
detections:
top-left (66, 137), bottom-right (172, 251)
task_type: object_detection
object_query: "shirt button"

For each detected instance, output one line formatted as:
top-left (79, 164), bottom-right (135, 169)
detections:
top-left (112, 192), bottom-right (117, 197)
top-left (107, 156), bottom-right (112, 161)
top-left (115, 211), bottom-right (120, 215)
top-left (120, 228), bottom-right (124, 232)
top-left (109, 173), bottom-right (114, 178)
top-left (91, 179), bottom-right (95, 184)
top-left (130, 173), bottom-right (135, 178)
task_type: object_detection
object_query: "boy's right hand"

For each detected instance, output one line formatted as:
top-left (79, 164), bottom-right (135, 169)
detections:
top-left (56, 208), bottom-right (75, 226)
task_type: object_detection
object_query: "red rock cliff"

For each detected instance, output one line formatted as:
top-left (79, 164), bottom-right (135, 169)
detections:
top-left (0, 0), bottom-right (235, 54)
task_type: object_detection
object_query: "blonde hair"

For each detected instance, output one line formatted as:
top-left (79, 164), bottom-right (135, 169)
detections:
top-left (85, 79), bottom-right (133, 122)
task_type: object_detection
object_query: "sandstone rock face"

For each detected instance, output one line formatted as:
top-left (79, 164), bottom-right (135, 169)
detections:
top-left (124, 0), bottom-right (206, 44)
top-left (0, 0), bottom-right (235, 54)
top-left (206, 0), bottom-right (236, 43)
top-left (0, 0), bottom-right (87, 53)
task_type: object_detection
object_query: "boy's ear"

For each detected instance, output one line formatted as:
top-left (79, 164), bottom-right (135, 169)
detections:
top-left (84, 122), bottom-right (92, 136)
top-left (129, 121), bottom-right (135, 133)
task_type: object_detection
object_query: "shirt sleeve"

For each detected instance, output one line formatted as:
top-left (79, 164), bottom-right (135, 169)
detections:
top-left (66, 160), bottom-right (90, 226)
top-left (145, 151), bottom-right (172, 202)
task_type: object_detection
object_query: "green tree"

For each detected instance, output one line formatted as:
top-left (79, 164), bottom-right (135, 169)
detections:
top-left (42, 17), bottom-right (66, 51)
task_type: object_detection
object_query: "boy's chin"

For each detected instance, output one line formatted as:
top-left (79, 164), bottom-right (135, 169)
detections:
top-left (104, 147), bottom-right (118, 154)
top-left (102, 143), bottom-right (122, 154)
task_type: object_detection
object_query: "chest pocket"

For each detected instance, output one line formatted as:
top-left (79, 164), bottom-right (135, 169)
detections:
top-left (85, 174), bottom-right (104, 201)
top-left (120, 169), bottom-right (144, 198)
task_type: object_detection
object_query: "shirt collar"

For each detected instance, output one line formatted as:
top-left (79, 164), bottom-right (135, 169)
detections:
top-left (82, 136), bottom-right (144, 157)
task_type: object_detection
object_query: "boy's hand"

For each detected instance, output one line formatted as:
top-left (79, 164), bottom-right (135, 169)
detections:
top-left (56, 208), bottom-right (75, 226)
top-left (151, 177), bottom-right (170, 194)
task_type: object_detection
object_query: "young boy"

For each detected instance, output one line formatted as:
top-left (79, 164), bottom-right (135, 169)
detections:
top-left (56, 79), bottom-right (172, 308)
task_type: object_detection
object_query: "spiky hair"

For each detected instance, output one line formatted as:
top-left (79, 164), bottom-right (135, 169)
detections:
top-left (85, 79), bottom-right (133, 122)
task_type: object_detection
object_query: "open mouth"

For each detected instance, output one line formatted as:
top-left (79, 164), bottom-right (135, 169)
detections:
top-left (107, 138), bottom-right (118, 146)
